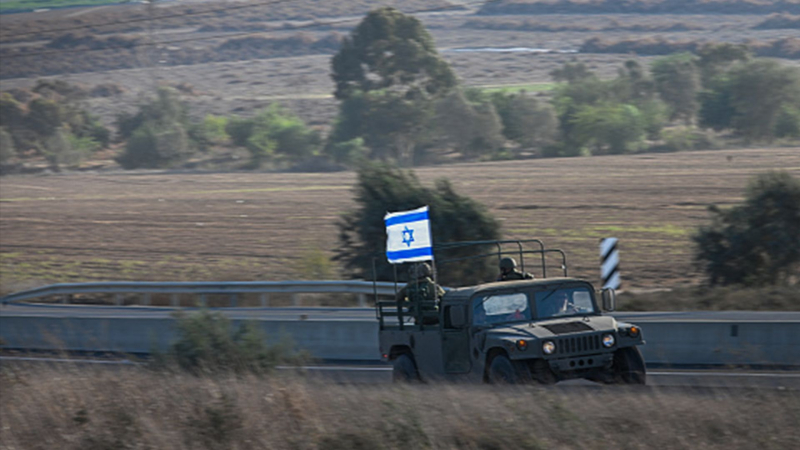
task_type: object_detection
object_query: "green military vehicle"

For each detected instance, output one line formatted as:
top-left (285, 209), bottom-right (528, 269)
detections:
top-left (376, 240), bottom-right (646, 385)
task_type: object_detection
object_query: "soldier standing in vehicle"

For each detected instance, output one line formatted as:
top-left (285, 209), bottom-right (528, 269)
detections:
top-left (396, 262), bottom-right (444, 324)
top-left (497, 257), bottom-right (534, 281)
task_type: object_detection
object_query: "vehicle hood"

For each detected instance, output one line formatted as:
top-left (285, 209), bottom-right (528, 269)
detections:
top-left (488, 315), bottom-right (618, 340)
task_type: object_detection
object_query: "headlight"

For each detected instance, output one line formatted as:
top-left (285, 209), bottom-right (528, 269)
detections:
top-left (602, 334), bottom-right (616, 348)
top-left (542, 340), bottom-right (556, 355)
top-left (516, 339), bottom-right (528, 351)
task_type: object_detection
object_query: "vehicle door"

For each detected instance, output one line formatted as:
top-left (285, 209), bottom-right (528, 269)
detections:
top-left (441, 303), bottom-right (471, 374)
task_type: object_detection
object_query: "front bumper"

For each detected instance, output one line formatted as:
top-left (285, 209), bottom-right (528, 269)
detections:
top-left (548, 352), bottom-right (613, 373)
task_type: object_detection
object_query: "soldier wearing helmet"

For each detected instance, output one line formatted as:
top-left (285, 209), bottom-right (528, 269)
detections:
top-left (497, 257), bottom-right (534, 282)
top-left (396, 262), bottom-right (444, 324)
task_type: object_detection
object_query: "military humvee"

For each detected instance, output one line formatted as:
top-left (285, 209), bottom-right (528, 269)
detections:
top-left (376, 240), bottom-right (646, 385)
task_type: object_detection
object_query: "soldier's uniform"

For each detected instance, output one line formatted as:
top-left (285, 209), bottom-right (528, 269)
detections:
top-left (497, 257), bottom-right (534, 282)
top-left (396, 263), bottom-right (444, 324)
top-left (497, 270), bottom-right (534, 281)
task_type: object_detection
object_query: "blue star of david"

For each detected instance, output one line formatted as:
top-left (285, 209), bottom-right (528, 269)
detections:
top-left (401, 226), bottom-right (415, 247)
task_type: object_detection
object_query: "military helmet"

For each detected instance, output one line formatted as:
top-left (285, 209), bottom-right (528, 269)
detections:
top-left (413, 262), bottom-right (432, 278)
top-left (499, 257), bottom-right (517, 270)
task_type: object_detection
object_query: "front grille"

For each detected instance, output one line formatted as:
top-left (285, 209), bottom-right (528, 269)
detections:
top-left (556, 334), bottom-right (601, 355)
top-left (542, 321), bottom-right (593, 335)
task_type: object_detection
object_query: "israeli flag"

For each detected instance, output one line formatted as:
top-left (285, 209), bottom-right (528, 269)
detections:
top-left (385, 206), bottom-right (433, 264)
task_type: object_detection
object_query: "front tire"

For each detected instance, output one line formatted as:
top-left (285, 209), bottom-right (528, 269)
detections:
top-left (488, 355), bottom-right (519, 384)
top-left (613, 347), bottom-right (646, 385)
top-left (392, 354), bottom-right (419, 383)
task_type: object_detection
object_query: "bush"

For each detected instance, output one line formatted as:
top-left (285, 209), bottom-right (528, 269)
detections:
top-left (327, 137), bottom-right (368, 165)
top-left (775, 105), bottom-right (800, 139)
top-left (694, 171), bottom-right (800, 286)
top-left (435, 89), bottom-right (505, 158)
top-left (224, 116), bottom-right (255, 147)
top-left (168, 309), bottom-right (309, 375)
top-left (201, 115), bottom-right (230, 143)
top-left (335, 163), bottom-right (501, 286)
top-left (115, 88), bottom-right (199, 169)
top-left (659, 127), bottom-right (720, 151)
top-left (227, 105), bottom-right (321, 167)
top-left (116, 121), bottom-right (191, 169)
top-left (42, 128), bottom-right (86, 170)
top-left (572, 103), bottom-right (646, 154)
top-left (491, 91), bottom-right (558, 148)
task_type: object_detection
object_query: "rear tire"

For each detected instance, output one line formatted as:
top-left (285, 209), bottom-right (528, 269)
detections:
top-left (392, 354), bottom-right (419, 383)
top-left (488, 355), bottom-right (519, 384)
top-left (613, 347), bottom-right (646, 385)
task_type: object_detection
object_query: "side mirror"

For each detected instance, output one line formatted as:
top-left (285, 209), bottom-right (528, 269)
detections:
top-left (448, 306), bottom-right (466, 328)
top-left (601, 288), bottom-right (616, 312)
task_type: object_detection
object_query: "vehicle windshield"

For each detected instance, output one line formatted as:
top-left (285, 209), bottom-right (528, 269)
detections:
top-left (534, 287), bottom-right (595, 319)
top-left (473, 292), bottom-right (531, 326)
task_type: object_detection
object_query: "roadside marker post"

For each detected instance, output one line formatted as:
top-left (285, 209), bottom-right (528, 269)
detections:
top-left (600, 238), bottom-right (620, 290)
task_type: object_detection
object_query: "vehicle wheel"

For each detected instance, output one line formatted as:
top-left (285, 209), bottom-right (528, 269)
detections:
top-left (392, 354), bottom-right (419, 383)
top-left (613, 347), bottom-right (646, 385)
top-left (488, 355), bottom-right (518, 384)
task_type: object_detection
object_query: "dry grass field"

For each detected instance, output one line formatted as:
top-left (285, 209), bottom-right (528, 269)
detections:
top-left (1, 364), bottom-right (798, 450)
top-left (2, 147), bottom-right (799, 295)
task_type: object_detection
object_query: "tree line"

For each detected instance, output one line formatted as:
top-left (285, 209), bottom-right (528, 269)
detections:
top-left (2, 7), bottom-right (800, 172)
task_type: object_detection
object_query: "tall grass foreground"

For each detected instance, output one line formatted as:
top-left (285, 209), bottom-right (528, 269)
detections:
top-left (1, 364), bottom-right (798, 450)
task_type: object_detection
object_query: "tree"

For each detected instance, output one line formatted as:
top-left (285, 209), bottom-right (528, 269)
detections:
top-left (728, 60), bottom-right (800, 141)
top-left (435, 89), bottom-right (505, 158)
top-left (490, 91), bottom-right (558, 149)
top-left (331, 7), bottom-right (456, 101)
top-left (694, 171), bottom-right (800, 286)
top-left (699, 60), bottom-right (800, 141)
top-left (549, 61), bottom-right (594, 84)
top-left (115, 87), bottom-right (201, 169)
top-left (572, 103), bottom-right (646, 154)
top-left (25, 98), bottom-right (62, 137)
top-left (329, 7), bottom-right (457, 165)
top-left (696, 43), bottom-right (751, 87)
top-left (335, 163), bottom-right (501, 286)
top-left (225, 105), bottom-right (321, 167)
top-left (330, 90), bottom-right (432, 165)
top-left (651, 53), bottom-right (701, 123)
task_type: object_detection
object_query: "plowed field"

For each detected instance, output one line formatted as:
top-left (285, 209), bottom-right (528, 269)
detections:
top-left (2, 147), bottom-right (798, 294)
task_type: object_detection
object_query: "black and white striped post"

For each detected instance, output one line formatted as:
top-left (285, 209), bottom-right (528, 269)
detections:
top-left (600, 238), bottom-right (620, 290)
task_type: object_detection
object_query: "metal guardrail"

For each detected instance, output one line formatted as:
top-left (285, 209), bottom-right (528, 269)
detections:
top-left (1, 281), bottom-right (399, 307)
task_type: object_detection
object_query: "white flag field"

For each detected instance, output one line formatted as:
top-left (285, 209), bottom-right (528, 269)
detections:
top-left (384, 206), bottom-right (433, 264)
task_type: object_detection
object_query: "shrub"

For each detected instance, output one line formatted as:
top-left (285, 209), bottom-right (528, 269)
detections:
top-left (168, 309), bottom-right (309, 375)
top-left (335, 163), bottom-right (501, 286)
top-left (774, 105), bottom-right (800, 139)
top-left (694, 171), bottom-right (800, 286)
top-left (659, 127), bottom-right (720, 151)
top-left (228, 105), bottom-right (321, 167)
top-left (435, 89), bottom-right (505, 158)
top-left (327, 137), bottom-right (367, 165)
top-left (224, 116), bottom-right (255, 147)
top-left (572, 103), bottom-right (646, 154)
top-left (491, 91), bottom-right (558, 148)
top-left (116, 121), bottom-right (191, 169)
top-left (42, 128), bottom-right (84, 170)
top-left (115, 88), bottom-right (199, 169)
top-left (202, 115), bottom-right (230, 143)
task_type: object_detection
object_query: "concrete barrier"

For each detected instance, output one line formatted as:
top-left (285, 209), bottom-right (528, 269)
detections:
top-left (0, 316), bottom-right (380, 361)
top-left (1, 313), bottom-right (798, 366)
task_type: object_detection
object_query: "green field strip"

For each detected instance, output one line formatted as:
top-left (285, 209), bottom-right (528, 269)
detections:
top-left (0, 0), bottom-right (121, 13)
